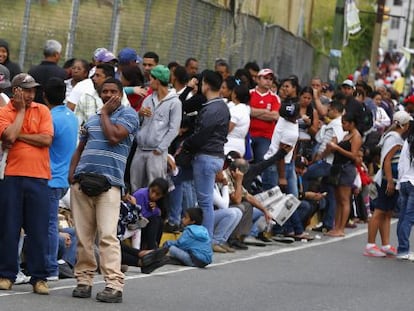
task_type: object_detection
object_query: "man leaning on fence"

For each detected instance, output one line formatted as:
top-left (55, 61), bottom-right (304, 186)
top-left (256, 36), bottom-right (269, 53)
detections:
top-left (68, 78), bottom-right (139, 303)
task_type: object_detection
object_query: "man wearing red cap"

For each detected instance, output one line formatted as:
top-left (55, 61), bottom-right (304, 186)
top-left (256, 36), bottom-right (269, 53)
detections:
top-left (249, 68), bottom-right (280, 190)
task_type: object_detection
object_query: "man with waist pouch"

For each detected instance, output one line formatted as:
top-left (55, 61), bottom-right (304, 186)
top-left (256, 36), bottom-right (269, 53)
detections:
top-left (69, 78), bottom-right (139, 303)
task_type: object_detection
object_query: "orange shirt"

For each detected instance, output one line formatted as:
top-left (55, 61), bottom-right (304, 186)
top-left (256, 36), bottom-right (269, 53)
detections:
top-left (0, 101), bottom-right (53, 179)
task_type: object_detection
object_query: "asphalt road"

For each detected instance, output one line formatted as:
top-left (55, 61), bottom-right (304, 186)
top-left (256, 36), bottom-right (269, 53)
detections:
top-left (1, 221), bottom-right (414, 311)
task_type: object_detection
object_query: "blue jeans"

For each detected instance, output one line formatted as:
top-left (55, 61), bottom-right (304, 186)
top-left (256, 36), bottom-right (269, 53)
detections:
top-left (169, 245), bottom-right (194, 266)
top-left (59, 227), bottom-right (77, 267)
top-left (0, 177), bottom-right (49, 284)
top-left (269, 161), bottom-right (298, 197)
top-left (213, 208), bottom-right (242, 244)
top-left (192, 154), bottom-right (224, 238)
top-left (251, 136), bottom-right (277, 190)
top-left (303, 160), bottom-right (335, 229)
top-left (250, 207), bottom-right (265, 237)
top-left (47, 187), bottom-right (68, 277)
top-left (168, 168), bottom-right (194, 226)
top-left (397, 182), bottom-right (414, 255)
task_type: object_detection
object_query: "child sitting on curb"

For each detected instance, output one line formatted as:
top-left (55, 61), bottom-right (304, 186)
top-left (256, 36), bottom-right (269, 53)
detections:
top-left (163, 208), bottom-right (213, 267)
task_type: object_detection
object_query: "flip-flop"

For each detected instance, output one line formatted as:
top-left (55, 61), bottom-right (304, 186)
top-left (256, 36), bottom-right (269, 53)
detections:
top-left (140, 248), bottom-right (168, 267)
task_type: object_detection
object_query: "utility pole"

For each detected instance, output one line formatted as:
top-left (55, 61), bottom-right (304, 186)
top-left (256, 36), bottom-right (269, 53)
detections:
top-left (368, 0), bottom-right (385, 88)
top-left (328, 0), bottom-right (345, 86)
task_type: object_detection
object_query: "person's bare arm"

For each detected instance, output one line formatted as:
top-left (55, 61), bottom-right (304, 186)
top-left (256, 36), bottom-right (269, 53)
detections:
top-left (250, 107), bottom-right (279, 121)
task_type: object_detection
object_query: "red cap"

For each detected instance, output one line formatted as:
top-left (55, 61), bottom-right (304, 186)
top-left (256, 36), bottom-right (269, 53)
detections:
top-left (403, 95), bottom-right (414, 105)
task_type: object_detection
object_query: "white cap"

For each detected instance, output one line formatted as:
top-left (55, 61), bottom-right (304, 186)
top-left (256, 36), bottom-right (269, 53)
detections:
top-left (393, 110), bottom-right (413, 126)
top-left (341, 79), bottom-right (355, 88)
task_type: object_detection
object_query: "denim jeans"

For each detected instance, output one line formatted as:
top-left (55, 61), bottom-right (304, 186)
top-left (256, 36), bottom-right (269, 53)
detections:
top-left (47, 187), bottom-right (68, 277)
top-left (192, 154), bottom-right (224, 238)
top-left (213, 208), bottom-right (242, 244)
top-left (397, 182), bottom-right (414, 255)
top-left (169, 245), bottom-right (194, 266)
top-left (268, 161), bottom-right (298, 197)
top-left (303, 160), bottom-right (335, 229)
top-left (168, 167), bottom-right (194, 226)
top-left (250, 207), bottom-right (265, 237)
top-left (59, 227), bottom-right (77, 267)
top-left (0, 177), bottom-right (49, 284)
top-left (251, 136), bottom-right (277, 190)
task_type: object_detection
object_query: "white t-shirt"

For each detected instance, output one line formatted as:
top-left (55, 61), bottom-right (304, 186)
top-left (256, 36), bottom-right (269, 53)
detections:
top-left (374, 131), bottom-right (403, 185)
top-left (224, 103), bottom-right (250, 156)
top-left (264, 117), bottom-right (299, 163)
top-left (67, 78), bottom-right (95, 106)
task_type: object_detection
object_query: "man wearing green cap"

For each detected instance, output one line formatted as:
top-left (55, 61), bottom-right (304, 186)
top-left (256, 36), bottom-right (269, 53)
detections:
top-left (130, 65), bottom-right (181, 192)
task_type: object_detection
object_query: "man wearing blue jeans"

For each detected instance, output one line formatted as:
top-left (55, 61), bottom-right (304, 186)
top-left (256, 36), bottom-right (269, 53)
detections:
top-left (303, 100), bottom-right (345, 232)
top-left (44, 78), bottom-right (78, 281)
top-left (181, 70), bottom-right (230, 238)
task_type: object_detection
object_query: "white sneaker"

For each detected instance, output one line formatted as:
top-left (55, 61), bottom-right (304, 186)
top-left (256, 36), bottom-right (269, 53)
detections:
top-left (46, 275), bottom-right (59, 282)
top-left (396, 252), bottom-right (414, 261)
top-left (14, 271), bottom-right (31, 285)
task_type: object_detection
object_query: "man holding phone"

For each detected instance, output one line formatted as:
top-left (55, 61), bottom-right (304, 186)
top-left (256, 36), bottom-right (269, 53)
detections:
top-left (0, 73), bottom-right (53, 295)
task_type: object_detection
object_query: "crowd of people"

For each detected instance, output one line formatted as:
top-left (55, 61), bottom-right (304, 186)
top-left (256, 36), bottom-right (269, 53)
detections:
top-left (1, 37), bottom-right (414, 303)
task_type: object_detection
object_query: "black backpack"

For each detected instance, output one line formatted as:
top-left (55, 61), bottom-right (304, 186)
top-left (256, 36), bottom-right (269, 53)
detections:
top-left (358, 102), bottom-right (374, 134)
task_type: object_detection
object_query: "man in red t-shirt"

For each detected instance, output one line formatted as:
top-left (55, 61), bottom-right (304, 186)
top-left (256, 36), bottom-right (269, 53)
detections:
top-left (249, 68), bottom-right (280, 190)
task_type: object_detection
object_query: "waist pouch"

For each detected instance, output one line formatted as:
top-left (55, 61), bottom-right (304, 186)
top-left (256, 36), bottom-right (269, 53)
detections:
top-left (78, 173), bottom-right (111, 197)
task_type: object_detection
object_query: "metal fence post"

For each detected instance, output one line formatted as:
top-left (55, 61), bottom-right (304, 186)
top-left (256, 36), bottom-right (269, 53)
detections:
top-left (109, 0), bottom-right (121, 53)
top-left (65, 0), bottom-right (80, 61)
top-left (140, 0), bottom-right (153, 55)
top-left (18, 0), bottom-right (31, 69)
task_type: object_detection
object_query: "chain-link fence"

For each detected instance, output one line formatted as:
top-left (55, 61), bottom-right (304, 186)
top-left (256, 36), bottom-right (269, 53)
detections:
top-left (0, 0), bottom-right (328, 84)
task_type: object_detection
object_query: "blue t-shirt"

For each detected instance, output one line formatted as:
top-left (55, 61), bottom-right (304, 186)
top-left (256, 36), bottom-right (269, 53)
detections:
top-left (74, 105), bottom-right (139, 188)
top-left (49, 105), bottom-right (78, 188)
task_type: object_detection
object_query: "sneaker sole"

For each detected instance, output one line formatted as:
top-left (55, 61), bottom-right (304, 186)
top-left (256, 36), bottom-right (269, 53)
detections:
top-left (363, 252), bottom-right (386, 257)
top-left (96, 295), bottom-right (122, 303)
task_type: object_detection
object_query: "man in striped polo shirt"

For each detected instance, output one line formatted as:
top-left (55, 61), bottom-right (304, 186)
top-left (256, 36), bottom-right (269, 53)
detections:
top-left (69, 78), bottom-right (139, 303)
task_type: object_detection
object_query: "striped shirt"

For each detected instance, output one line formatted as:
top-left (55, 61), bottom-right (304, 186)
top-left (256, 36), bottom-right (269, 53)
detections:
top-left (74, 105), bottom-right (139, 188)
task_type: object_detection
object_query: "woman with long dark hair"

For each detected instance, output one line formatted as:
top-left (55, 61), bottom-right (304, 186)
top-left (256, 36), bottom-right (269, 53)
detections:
top-left (326, 113), bottom-right (362, 237)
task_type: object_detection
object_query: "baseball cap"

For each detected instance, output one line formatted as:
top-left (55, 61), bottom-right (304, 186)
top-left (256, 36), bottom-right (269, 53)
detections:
top-left (0, 64), bottom-right (11, 89)
top-left (118, 47), bottom-right (139, 64)
top-left (258, 68), bottom-right (273, 77)
top-left (150, 65), bottom-right (170, 84)
top-left (95, 50), bottom-right (117, 63)
top-left (341, 79), bottom-right (355, 88)
top-left (403, 95), bottom-right (414, 105)
top-left (279, 99), bottom-right (300, 120)
top-left (93, 47), bottom-right (107, 60)
top-left (393, 110), bottom-right (413, 126)
top-left (11, 73), bottom-right (40, 89)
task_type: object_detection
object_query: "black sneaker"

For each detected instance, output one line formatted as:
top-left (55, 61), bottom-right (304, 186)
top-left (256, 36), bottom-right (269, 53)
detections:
top-left (229, 239), bottom-right (249, 250)
top-left (311, 224), bottom-right (329, 233)
top-left (141, 257), bottom-right (169, 274)
top-left (163, 222), bottom-right (181, 234)
top-left (96, 287), bottom-right (122, 303)
top-left (59, 262), bottom-right (74, 279)
top-left (72, 284), bottom-right (92, 298)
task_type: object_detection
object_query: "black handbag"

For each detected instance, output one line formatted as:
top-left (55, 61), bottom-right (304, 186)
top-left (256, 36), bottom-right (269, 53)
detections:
top-left (174, 149), bottom-right (193, 168)
top-left (78, 173), bottom-right (111, 197)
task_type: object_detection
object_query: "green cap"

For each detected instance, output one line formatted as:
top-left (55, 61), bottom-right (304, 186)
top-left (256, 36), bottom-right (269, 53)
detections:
top-left (150, 65), bottom-right (170, 84)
